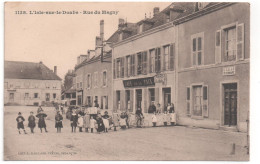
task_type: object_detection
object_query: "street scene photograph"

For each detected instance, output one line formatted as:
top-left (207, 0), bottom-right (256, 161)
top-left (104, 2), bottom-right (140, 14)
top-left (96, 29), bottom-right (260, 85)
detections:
top-left (4, 1), bottom-right (250, 161)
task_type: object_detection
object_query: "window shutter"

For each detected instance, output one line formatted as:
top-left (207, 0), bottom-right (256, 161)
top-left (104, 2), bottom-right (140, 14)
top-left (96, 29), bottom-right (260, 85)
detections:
top-left (101, 96), bottom-right (103, 109)
top-left (202, 85), bottom-right (208, 117)
top-left (158, 48), bottom-right (161, 72)
top-left (155, 48), bottom-right (158, 72)
top-left (215, 30), bottom-right (221, 64)
top-left (186, 87), bottom-right (191, 116)
top-left (170, 43), bottom-right (175, 70)
top-left (237, 23), bottom-right (244, 60)
top-left (113, 91), bottom-right (117, 112)
top-left (130, 90), bottom-right (134, 112)
top-left (113, 59), bottom-right (116, 79)
top-left (144, 88), bottom-right (148, 113)
top-left (134, 54), bottom-right (138, 76)
top-left (121, 57), bottom-right (124, 78)
top-left (142, 51), bottom-right (147, 75)
top-left (120, 90), bottom-right (125, 111)
top-left (192, 38), bottom-right (197, 66)
top-left (162, 47), bottom-right (165, 71)
top-left (106, 96), bottom-right (108, 109)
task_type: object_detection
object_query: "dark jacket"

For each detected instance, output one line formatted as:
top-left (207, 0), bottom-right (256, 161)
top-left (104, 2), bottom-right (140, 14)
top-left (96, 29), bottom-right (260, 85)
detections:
top-left (36, 113), bottom-right (47, 128)
top-left (148, 105), bottom-right (156, 113)
top-left (28, 115), bottom-right (36, 128)
top-left (70, 114), bottom-right (78, 127)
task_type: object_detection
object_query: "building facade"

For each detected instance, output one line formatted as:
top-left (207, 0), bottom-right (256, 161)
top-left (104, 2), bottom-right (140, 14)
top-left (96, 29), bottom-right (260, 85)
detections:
top-left (176, 3), bottom-right (250, 132)
top-left (4, 61), bottom-right (62, 106)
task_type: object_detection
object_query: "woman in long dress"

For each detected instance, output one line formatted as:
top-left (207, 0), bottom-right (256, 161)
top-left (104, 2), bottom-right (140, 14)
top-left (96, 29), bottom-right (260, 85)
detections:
top-left (102, 111), bottom-right (110, 133)
top-left (36, 110), bottom-right (48, 133)
top-left (96, 113), bottom-right (104, 133)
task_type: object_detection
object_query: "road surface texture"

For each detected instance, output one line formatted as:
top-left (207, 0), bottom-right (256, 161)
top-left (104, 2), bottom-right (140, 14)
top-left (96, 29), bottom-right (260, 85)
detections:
top-left (4, 106), bottom-right (249, 161)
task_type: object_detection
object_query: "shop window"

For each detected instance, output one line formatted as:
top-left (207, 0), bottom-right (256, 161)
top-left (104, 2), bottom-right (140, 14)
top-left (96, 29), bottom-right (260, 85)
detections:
top-left (34, 93), bottom-right (38, 98)
top-left (149, 88), bottom-right (155, 105)
top-left (149, 49), bottom-right (155, 73)
top-left (191, 32), bottom-right (204, 66)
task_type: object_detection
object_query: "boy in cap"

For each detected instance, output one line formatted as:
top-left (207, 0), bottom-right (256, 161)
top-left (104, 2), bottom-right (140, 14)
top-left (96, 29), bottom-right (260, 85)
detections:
top-left (16, 112), bottom-right (27, 134)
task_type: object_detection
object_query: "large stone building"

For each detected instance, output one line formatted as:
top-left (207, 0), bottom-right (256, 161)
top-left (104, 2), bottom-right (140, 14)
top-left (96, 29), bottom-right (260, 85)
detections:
top-left (74, 20), bottom-right (116, 114)
top-left (111, 2), bottom-right (249, 132)
top-left (4, 61), bottom-right (62, 106)
top-left (176, 2), bottom-right (249, 132)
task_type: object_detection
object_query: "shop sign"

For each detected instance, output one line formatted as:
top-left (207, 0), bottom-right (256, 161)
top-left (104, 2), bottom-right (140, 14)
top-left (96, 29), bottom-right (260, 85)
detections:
top-left (154, 74), bottom-right (167, 85)
top-left (223, 66), bottom-right (235, 76)
top-left (123, 77), bottom-right (155, 88)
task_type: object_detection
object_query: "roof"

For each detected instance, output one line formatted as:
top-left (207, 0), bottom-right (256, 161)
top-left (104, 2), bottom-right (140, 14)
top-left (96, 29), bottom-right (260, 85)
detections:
top-left (4, 61), bottom-right (62, 80)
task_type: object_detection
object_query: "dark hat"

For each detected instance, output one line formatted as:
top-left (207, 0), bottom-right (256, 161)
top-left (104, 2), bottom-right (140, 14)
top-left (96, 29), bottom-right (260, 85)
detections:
top-left (18, 112), bottom-right (21, 115)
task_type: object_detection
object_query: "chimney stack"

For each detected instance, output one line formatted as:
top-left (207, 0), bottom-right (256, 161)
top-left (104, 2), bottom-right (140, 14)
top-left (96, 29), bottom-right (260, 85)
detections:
top-left (100, 20), bottom-right (104, 41)
top-left (118, 18), bottom-right (125, 29)
top-left (54, 66), bottom-right (57, 75)
top-left (153, 7), bottom-right (160, 16)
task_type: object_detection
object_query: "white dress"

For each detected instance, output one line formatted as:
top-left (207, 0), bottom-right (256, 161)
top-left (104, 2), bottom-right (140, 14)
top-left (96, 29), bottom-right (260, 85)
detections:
top-left (151, 115), bottom-right (157, 123)
top-left (77, 116), bottom-right (84, 127)
top-left (90, 119), bottom-right (96, 129)
top-left (170, 113), bottom-right (177, 123)
top-left (103, 118), bottom-right (110, 129)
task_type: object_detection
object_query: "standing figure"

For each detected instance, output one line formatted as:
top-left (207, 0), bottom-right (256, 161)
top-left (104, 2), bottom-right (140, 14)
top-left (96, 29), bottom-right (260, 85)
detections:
top-left (148, 101), bottom-right (156, 114)
top-left (112, 112), bottom-right (119, 131)
top-left (55, 111), bottom-right (63, 133)
top-left (28, 111), bottom-right (36, 133)
top-left (96, 113), bottom-right (105, 133)
top-left (89, 116), bottom-right (96, 133)
top-left (70, 109), bottom-right (78, 133)
top-left (151, 112), bottom-right (157, 127)
top-left (163, 111), bottom-right (168, 126)
top-left (16, 112), bottom-right (27, 134)
top-left (37, 105), bottom-right (42, 114)
top-left (77, 115), bottom-right (84, 132)
top-left (135, 106), bottom-right (144, 128)
top-left (157, 103), bottom-right (162, 114)
top-left (102, 111), bottom-right (110, 133)
top-left (36, 110), bottom-right (48, 133)
top-left (83, 111), bottom-right (90, 132)
top-left (170, 110), bottom-right (177, 126)
top-left (124, 111), bottom-right (130, 129)
top-left (120, 114), bottom-right (127, 129)
top-left (169, 103), bottom-right (175, 114)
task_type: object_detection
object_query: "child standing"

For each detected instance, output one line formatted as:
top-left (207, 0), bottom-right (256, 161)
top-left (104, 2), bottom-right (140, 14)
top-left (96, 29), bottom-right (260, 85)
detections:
top-left (102, 111), bottom-right (110, 133)
top-left (55, 111), bottom-right (63, 133)
top-left (96, 113), bottom-right (105, 133)
top-left (77, 115), bottom-right (84, 132)
top-left (119, 114), bottom-right (127, 129)
top-left (89, 116), bottom-right (96, 133)
top-left (36, 110), bottom-right (48, 133)
top-left (70, 109), bottom-right (78, 133)
top-left (163, 111), bottom-right (168, 126)
top-left (112, 112), bottom-right (119, 131)
top-left (28, 111), bottom-right (36, 133)
top-left (83, 111), bottom-right (90, 132)
top-left (151, 112), bottom-right (157, 127)
top-left (16, 112), bottom-right (27, 134)
top-left (170, 110), bottom-right (177, 126)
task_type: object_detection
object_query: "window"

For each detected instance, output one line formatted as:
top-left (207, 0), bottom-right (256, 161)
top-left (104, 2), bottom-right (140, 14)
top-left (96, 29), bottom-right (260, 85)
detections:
top-left (87, 74), bottom-right (91, 89)
top-left (121, 58), bottom-right (124, 78)
top-left (87, 96), bottom-right (92, 107)
top-left (25, 93), bottom-right (29, 98)
top-left (4, 82), bottom-right (8, 89)
top-left (101, 96), bottom-right (108, 109)
top-left (9, 93), bottom-right (14, 101)
top-left (149, 49), bottom-right (155, 73)
top-left (34, 93), bottom-right (38, 98)
top-left (126, 56), bottom-right (131, 77)
top-left (53, 93), bottom-right (56, 99)
top-left (15, 82), bottom-right (21, 88)
top-left (224, 27), bottom-right (236, 61)
top-left (116, 58), bottom-right (121, 78)
top-left (139, 24), bottom-right (143, 33)
top-left (102, 71), bottom-right (107, 87)
top-left (142, 51), bottom-right (147, 74)
top-left (131, 54), bottom-right (135, 76)
top-left (116, 91), bottom-right (120, 110)
top-left (72, 93), bottom-right (76, 98)
top-left (163, 45), bottom-right (170, 70)
top-left (94, 72), bottom-right (98, 88)
top-left (188, 85), bottom-right (208, 117)
top-left (80, 82), bottom-right (83, 88)
top-left (149, 88), bottom-right (155, 105)
top-left (113, 59), bottom-right (116, 79)
top-left (24, 82), bottom-right (30, 88)
top-left (191, 33), bottom-right (204, 66)
top-left (155, 48), bottom-right (161, 72)
top-left (137, 53), bottom-right (142, 75)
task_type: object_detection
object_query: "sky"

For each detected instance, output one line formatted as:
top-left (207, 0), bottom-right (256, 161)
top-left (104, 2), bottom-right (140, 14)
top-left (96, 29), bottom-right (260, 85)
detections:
top-left (5, 2), bottom-right (171, 81)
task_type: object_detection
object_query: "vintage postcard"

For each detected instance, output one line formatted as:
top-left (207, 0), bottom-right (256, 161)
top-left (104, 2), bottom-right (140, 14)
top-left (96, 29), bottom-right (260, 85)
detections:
top-left (4, 1), bottom-right (250, 161)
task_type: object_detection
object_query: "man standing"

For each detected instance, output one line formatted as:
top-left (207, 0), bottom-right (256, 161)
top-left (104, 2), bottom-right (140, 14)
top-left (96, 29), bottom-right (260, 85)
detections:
top-left (135, 106), bottom-right (144, 128)
top-left (148, 101), bottom-right (156, 114)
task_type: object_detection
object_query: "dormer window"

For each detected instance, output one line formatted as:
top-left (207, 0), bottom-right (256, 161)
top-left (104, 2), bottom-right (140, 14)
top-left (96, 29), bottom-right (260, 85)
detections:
top-left (139, 24), bottom-right (143, 33)
top-left (119, 33), bottom-right (123, 41)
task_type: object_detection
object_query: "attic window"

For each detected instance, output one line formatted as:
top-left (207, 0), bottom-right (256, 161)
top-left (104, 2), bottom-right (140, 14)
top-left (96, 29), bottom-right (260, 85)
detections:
top-left (139, 24), bottom-right (143, 33)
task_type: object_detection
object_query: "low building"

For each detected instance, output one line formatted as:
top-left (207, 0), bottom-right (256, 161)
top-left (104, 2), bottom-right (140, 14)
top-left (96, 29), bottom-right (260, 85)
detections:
top-left (4, 61), bottom-right (62, 106)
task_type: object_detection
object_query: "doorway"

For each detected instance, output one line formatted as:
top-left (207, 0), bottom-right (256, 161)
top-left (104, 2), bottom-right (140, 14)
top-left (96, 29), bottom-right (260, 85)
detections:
top-left (163, 88), bottom-right (171, 111)
top-left (223, 83), bottom-right (237, 126)
top-left (136, 89), bottom-right (142, 109)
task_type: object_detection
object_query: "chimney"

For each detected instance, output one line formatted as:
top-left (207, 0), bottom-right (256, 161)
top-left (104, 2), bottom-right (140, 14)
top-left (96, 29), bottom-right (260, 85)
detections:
top-left (153, 7), bottom-right (160, 16)
top-left (118, 18), bottom-right (125, 30)
top-left (100, 20), bottom-right (104, 41)
top-left (54, 66), bottom-right (57, 75)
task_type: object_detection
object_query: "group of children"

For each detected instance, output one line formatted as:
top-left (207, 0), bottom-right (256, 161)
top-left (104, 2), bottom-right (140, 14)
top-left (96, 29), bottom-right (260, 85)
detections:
top-left (16, 107), bottom-right (48, 134)
top-left (16, 105), bottom-right (177, 134)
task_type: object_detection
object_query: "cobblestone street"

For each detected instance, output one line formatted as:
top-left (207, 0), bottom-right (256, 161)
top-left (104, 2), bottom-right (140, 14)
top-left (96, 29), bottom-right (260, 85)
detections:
top-left (4, 106), bottom-right (249, 161)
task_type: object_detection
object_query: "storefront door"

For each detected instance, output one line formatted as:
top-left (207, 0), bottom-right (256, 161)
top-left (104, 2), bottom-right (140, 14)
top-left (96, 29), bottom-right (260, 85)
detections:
top-left (224, 83), bottom-right (237, 126)
top-left (163, 88), bottom-right (171, 110)
top-left (136, 89), bottom-right (142, 109)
